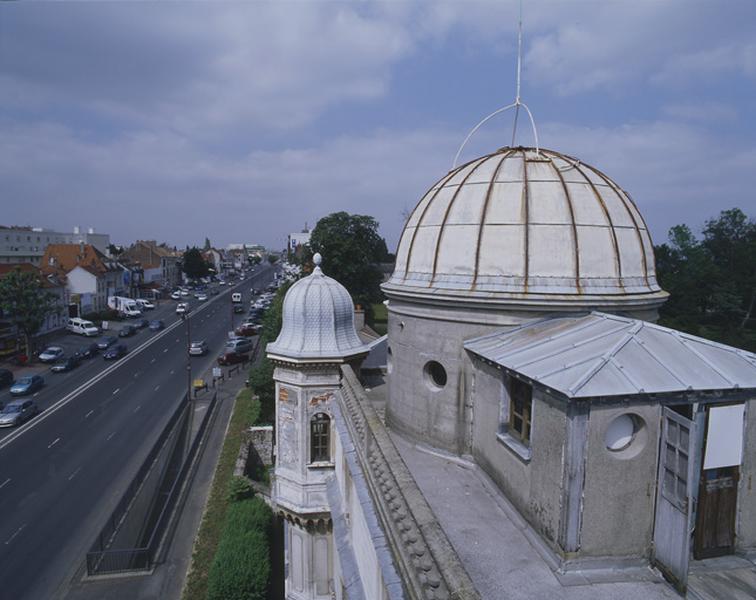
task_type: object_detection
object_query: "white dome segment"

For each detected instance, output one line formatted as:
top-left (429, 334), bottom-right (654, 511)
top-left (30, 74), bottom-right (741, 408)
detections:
top-left (268, 254), bottom-right (369, 361)
top-left (385, 146), bottom-right (668, 304)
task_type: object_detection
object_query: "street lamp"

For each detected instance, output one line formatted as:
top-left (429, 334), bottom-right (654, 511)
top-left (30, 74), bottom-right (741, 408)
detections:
top-left (181, 312), bottom-right (193, 457)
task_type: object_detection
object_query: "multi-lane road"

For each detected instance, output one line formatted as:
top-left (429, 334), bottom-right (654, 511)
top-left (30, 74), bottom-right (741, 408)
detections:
top-left (0, 264), bottom-right (276, 600)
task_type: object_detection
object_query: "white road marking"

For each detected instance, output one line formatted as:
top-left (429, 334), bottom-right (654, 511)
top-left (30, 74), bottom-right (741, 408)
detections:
top-left (176, 338), bottom-right (180, 343)
top-left (4, 524), bottom-right (26, 545)
top-left (163, 348), bottom-right (168, 353)
top-left (170, 370), bottom-right (175, 375)
top-left (150, 358), bottom-right (156, 364)
top-left (0, 478), bottom-right (11, 490)
top-left (68, 467), bottom-right (82, 481)
top-left (33, 392), bottom-right (39, 397)
top-left (133, 372), bottom-right (140, 379)
top-left (112, 388), bottom-right (120, 395)
top-left (47, 437), bottom-right (60, 449)
top-left (106, 431), bottom-right (116, 441)
top-left (133, 405), bottom-right (141, 413)
top-left (154, 385), bottom-right (160, 391)
top-left (85, 409), bottom-right (94, 418)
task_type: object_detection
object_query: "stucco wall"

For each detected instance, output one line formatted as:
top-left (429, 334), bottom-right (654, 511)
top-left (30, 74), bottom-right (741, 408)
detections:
top-left (470, 359), bottom-right (567, 546)
top-left (737, 399), bottom-right (756, 550)
top-left (579, 401), bottom-right (660, 557)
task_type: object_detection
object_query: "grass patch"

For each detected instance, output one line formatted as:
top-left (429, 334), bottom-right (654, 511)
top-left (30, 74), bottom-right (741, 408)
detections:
top-left (182, 388), bottom-right (262, 600)
top-left (371, 301), bottom-right (387, 335)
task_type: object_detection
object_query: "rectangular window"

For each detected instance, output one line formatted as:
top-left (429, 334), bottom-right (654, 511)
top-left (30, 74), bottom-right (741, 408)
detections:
top-left (508, 376), bottom-right (532, 445)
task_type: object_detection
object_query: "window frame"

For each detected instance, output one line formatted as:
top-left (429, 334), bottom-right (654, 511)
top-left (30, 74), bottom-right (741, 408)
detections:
top-left (497, 374), bottom-right (534, 462)
top-left (309, 412), bottom-right (332, 465)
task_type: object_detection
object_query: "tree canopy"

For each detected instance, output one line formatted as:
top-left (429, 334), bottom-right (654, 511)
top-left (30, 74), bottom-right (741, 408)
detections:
top-left (303, 212), bottom-right (390, 309)
top-left (0, 268), bottom-right (59, 355)
top-left (182, 247), bottom-right (211, 279)
top-left (655, 208), bottom-right (755, 351)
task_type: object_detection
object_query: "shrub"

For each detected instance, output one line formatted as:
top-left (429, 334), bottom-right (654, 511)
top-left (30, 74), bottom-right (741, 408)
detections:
top-left (226, 476), bottom-right (253, 502)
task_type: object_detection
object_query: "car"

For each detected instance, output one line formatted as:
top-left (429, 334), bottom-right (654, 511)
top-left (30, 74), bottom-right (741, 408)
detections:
top-left (118, 324), bottom-right (137, 337)
top-left (233, 305), bottom-right (245, 314)
top-left (149, 319), bottom-right (165, 331)
top-left (38, 346), bottom-right (65, 363)
top-left (250, 288), bottom-right (259, 295)
top-left (235, 323), bottom-right (261, 337)
top-left (180, 290), bottom-right (189, 297)
top-left (217, 351), bottom-right (249, 366)
top-left (0, 368), bottom-right (14, 388)
top-left (103, 344), bottom-right (128, 360)
top-left (225, 337), bottom-right (254, 354)
top-left (0, 400), bottom-right (40, 427)
top-left (76, 342), bottom-right (99, 359)
top-left (10, 375), bottom-right (44, 396)
top-left (176, 302), bottom-right (189, 315)
top-left (136, 299), bottom-right (155, 310)
top-left (135, 318), bottom-right (149, 329)
top-left (189, 340), bottom-right (209, 356)
top-left (171, 291), bottom-right (181, 300)
top-left (197, 294), bottom-right (208, 302)
top-left (51, 355), bottom-right (82, 373)
top-left (218, 281), bottom-right (226, 286)
top-left (97, 336), bottom-right (117, 350)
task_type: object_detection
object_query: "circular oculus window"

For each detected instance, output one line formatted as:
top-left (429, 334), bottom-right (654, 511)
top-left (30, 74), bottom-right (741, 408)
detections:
top-left (424, 361), bottom-right (447, 389)
top-left (605, 414), bottom-right (636, 451)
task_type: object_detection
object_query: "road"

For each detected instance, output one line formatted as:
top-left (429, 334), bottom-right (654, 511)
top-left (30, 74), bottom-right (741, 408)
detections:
top-left (0, 264), bottom-right (276, 600)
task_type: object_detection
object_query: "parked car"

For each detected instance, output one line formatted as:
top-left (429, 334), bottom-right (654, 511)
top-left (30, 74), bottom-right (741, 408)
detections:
top-left (225, 338), bottom-right (254, 354)
top-left (10, 375), bottom-right (44, 396)
top-left (66, 317), bottom-right (100, 337)
top-left (38, 346), bottom-right (65, 363)
top-left (136, 299), bottom-right (155, 310)
top-left (217, 351), bottom-right (249, 366)
top-left (170, 291), bottom-right (181, 300)
top-left (97, 336), bottom-right (118, 350)
top-left (135, 318), bottom-right (149, 329)
top-left (76, 342), bottom-right (99, 359)
top-left (176, 302), bottom-right (189, 315)
top-left (118, 324), bottom-right (137, 337)
top-left (0, 368), bottom-right (14, 388)
top-left (235, 322), bottom-right (261, 337)
top-left (233, 305), bottom-right (245, 314)
top-left (149, 319), bottom-right (165, 331)
top-left (103, 344), bottom-right (128, 360)
top-left (189, 341), bottom-right (209, 356)
top-left (51, 355), bottom-right (82, 373)
top-left (197, 293), bottom-right (208, 302)
top-left (180, 290), bottom-right (189, 297)
top-left (0, 400), bottom-right (40, 427)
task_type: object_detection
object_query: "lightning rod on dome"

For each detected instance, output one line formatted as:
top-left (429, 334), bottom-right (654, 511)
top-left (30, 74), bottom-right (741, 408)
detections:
top-left (452, 0), bottom-right (540, 169)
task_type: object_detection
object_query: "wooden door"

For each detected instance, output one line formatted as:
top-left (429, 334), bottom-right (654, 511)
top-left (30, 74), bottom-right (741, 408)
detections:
top-left (694, 466), bottom-right (739, 559)
top-left (653, 408), bottom-right (698, 592)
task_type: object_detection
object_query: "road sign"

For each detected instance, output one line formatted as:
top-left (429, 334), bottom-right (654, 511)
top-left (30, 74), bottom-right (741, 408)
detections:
top-left (213, 367), bottom-right (222, 378)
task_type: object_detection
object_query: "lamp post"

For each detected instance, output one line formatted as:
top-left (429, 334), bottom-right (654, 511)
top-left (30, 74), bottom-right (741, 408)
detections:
top-left (181, 312), bottom-right (193, 457)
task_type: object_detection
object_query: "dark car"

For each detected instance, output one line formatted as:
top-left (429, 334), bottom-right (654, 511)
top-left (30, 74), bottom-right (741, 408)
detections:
top-left (51, 355), bottom-right (82, 373)
top-left (135, 318), bottom-right (149, 329)
top-left (76, 342), bottom-right (99, 359)
top-left (103, 344), bottom-right (128, 360)
top-left (9, 374), bottom-right (44, 396)
top-left (235, 323), bottom-right (261, 337)
top-left (217, 351), bottom-right (249, 366)
top-left (0, 368), bottom-right (14, 388)
top-left (149, 319), bottom-right (165, 331)
top-left (233, 305), bottom-right (245, 314)
top-left (118, 324), bottom-right (137, 338)
top-left (0, 400), bottom-right (40, 427)
top-left (97, 336), bottom-right (117, 350)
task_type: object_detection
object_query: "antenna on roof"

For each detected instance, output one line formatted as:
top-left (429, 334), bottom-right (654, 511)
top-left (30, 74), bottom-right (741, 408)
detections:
top-left (452, 0), bottom-right (540, 169)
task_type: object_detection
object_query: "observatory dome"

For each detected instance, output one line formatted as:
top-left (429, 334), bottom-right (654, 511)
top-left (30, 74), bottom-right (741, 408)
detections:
top-left (384, 147), bottom-right (667, 306)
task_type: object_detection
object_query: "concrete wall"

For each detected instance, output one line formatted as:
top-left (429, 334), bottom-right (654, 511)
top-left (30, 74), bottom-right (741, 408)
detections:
top-left (737, 399), bottom-right (756, 550)
top-left (579, 401), bottom-right (660, 558)
top-left (470, 359), bottom-right (567, 547)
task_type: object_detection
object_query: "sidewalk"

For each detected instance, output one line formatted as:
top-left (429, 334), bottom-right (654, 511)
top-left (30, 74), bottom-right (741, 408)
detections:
top-left (61, 362), bottom-right (250, 600)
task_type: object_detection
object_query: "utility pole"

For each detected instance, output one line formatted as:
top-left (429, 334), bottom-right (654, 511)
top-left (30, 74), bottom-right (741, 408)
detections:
top-left (183, 313), bottom-right (193, 457)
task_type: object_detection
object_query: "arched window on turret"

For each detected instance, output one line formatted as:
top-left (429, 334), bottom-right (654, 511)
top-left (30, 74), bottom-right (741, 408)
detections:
top-left (310, 413), bottom-right (331, 463)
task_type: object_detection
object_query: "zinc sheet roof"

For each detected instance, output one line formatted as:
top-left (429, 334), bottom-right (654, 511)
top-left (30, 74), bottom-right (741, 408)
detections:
top-left (464, 312), bottom-right (756, 399)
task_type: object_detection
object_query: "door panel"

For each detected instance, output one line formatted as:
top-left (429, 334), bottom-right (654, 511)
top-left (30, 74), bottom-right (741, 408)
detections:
top-left (694, 466), bottom-right (739, 559)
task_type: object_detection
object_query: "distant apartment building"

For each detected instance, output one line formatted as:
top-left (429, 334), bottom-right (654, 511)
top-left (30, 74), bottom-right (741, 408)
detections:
top-left (41, 244), bottom-right (123, 315)
top-left (0, 225), bottom-right (111, 265)
top-left (288, 225), bottom-right (311, 259)
top-left (122, 240), bottom-right (182, 289)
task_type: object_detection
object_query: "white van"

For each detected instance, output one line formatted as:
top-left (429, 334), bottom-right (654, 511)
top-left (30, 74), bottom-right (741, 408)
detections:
top-left (67, 317), bottom-right (100, 337)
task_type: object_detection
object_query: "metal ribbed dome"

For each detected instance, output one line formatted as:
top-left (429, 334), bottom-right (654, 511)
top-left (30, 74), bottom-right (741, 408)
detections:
top-left (384, 146), bottom-right (666, 302)
top-left (267, 254), bottom-right (369, 361)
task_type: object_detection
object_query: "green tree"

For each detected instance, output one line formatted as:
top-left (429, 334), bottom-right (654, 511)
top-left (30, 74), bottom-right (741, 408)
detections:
top-left (204, 237), bottom-right (212, 251)
top-left (0, 268), bottom-right (59, 356)
top-left (303, 212), bottom-right (389, 310)
top-left (182, 247), bottom-right (210, 279)
top-left (266, 254), bottom-right (278, 265)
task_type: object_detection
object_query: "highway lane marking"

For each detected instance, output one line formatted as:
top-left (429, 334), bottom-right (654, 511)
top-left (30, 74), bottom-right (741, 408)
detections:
top-left (133, 371), bottom-right (140, 379)
top-left (151, 358), bottom-right (156, 364)
top-left (154, 385), bottom-right (160, 391)
top-left (0, 277), bottom-right (239, 452)
top-left (106, 432), bottom-right (116, 441)
top-left (68, 467), bottom-right (82, 481)
top-left (133, 405), bottom-right (141, 413)
top-left (33, 392), bottom-right (39, 397)
top-left (4, 524), bottom-right (26, 545)
top-left (163, 348), bottom-right (168, 353)
top-left (112, 388), bottom-right (120, 395)
top-left (47, 437), bottom-right (60, 449)
top-left (0, 478), bottom-right (10, 490)
top-left (85, 410), bottom-right (94, 419)
top-left (170, 370), bottom-right (175, 375)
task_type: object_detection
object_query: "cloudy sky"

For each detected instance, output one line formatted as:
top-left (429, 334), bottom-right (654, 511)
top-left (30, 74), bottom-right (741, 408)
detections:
top-left (1, 1), bottom-right (755, 252)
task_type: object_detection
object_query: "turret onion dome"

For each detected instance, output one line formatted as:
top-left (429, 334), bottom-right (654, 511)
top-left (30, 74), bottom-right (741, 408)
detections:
top-left (268, 253), bottom-right (369, 361)
top-left (383, 146), bottom-right (668, 306)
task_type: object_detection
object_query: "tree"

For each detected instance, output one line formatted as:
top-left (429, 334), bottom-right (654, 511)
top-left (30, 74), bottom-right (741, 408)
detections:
top-left (0, 268), bottom-right (59, 356)
top-left (303, 212), bottom-right (389, 310)
top-left (182, 247), bottom-right (210, 279)
top-left (204, 237), bottom-right (212, 251)
top-left (266, 254), bottom-right (278, 265)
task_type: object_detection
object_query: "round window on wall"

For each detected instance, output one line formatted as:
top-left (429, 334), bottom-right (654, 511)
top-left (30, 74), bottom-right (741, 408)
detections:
top-left (604, 413), bottom-right (647, 458)
top-left (424, 360), bottom-right (447, 389)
